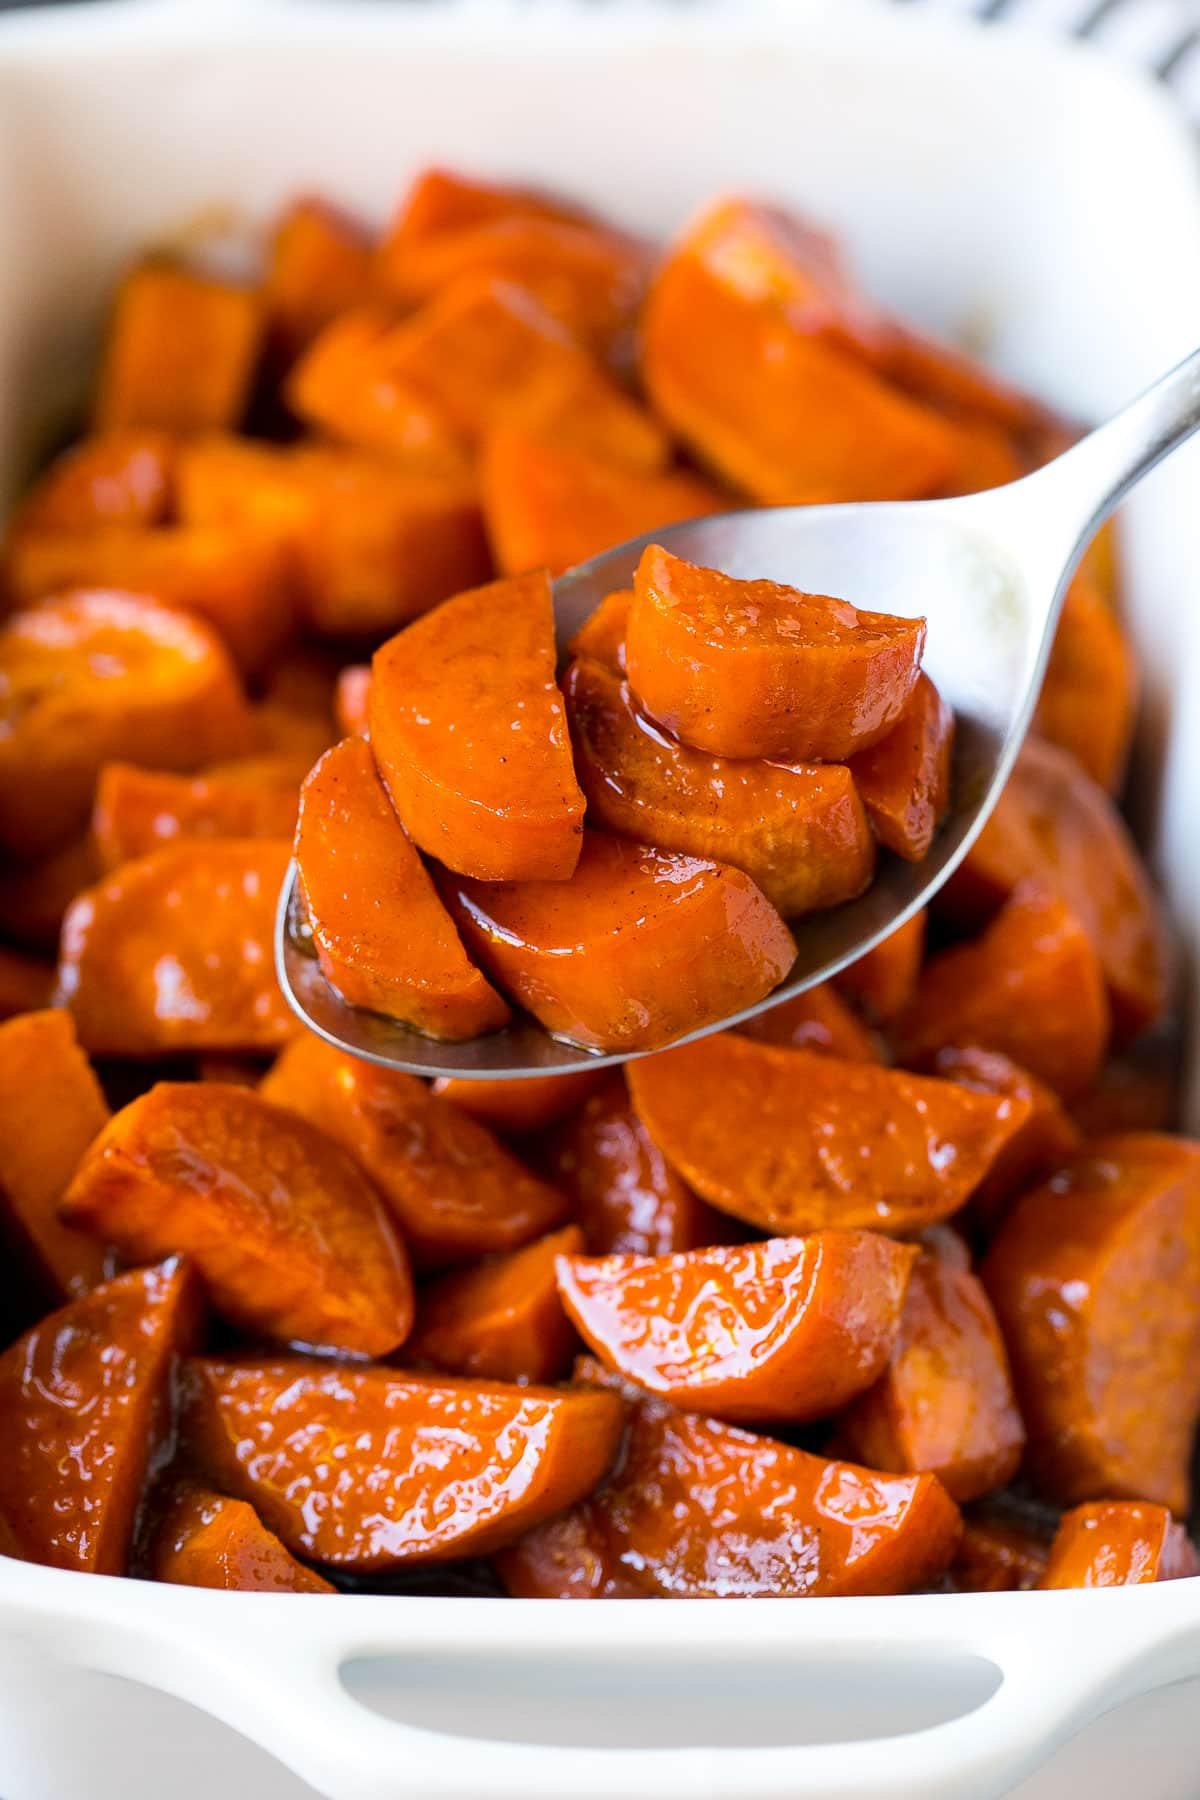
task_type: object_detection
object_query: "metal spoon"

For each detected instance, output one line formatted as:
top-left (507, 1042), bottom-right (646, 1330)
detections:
top-left (277, 344), bottom-right (1200, 1078)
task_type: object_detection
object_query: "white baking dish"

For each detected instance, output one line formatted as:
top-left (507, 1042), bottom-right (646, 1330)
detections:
top-left (1, 3), bottom-right (1199, 1797)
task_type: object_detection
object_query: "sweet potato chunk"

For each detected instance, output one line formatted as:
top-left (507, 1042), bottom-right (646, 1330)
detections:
top-left (848, 674), bottom-right (954, 860)
top-left (497, 1502), bottom-right (646, 1599)
top-left (380, 168), bottom-right (589, 282)
top-left (951, 1513), bottom-right (1049, 1592)
top-left (260, 1034), bottom-right (568, 1269)
top-left (983, 1134), bottom-right (1200, 1513)
top-left (834, 911), bottom-right (926, 1026)
top-left (0, 1262), bottom-right (201, 1573)
top-left (739, 983), bottom-right (880, 1060)
top-left (265, 196), bottom-right (374, 361)
top-left (1034, 577), bottom-right (1137, 792)
top-left (839, 1250), bottom-right (1024, 1502)
top-left (0, 592), bottom-right (252, 858)
top-left (151, 1485), bottom-right (335, 1593)
top-left (62, 1081), bottom-right (413, 1355)
top-left (897, 890), bottom-right (1110, 1100)
top-left (95, 262), bottom-right (262, 433)
top-left (0, 948), bottom-right (53, 1021)
top-left (1072, 1034), bottom-right (1180, 1138)
top-left (1038, 1502), bottom-right (1199, 1589)
top-left (627, 1036), bottom-right (1030, 1236)
top-left (92, 756), bottom-right (301, 870)
top-left (627, 545), bottom-right (926, 761)
top-left (431, 1070), bottom-right (607, 1136)
top-left (929, 1045), bottom-right (1082, 1234)
top-left (182, 1357), bottom-right (624, 1570)
top-left (370, 570), bottom-right (585, 881)
top-left (0, 1011), bottom-right (110, 1304)
top-left (295, 737), bottom-right (510, 1038)
top-left (567, 588), bottom-right (631, 673)
top-left (557, 1233), bottom-right (916, 1422)
top-left (58, 840), bottom-right (295, 1056)
top-left (444, 832), bottom-right (796, 1054)
top-left (7, 430), bottom-right (175, 536)
top-left (564, 656), bottom-right (876, 915)
top-left (407, 1224), bottom-right (583, 1384)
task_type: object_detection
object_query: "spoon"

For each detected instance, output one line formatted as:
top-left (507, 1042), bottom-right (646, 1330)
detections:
top-left (277, 344), bottom-right (1200, 1078)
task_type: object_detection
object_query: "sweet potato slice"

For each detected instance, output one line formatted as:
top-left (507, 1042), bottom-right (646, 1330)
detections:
top-left (944, 737), bottom-right (1170, 1039)
top-left (839, 1250), bottom-right (1025, 1502)
top-left (444, 832), bottom-right (796, 1054)
top-left (0, 1011), bottom-right (110, 1305)
top-left (627, 1036), bottom-right (1030, 1236)
top-left (92, 756), bottom-right (302, 870)
top-left (834, 911), bottom-right (926, 1026)
top-left (260, 1034), bottom-right (568, 1269)
top-left (564, 656), bottom-right (876, 915)
top-left (62, 1081), bottom-right (413, 1355)
top-left (951, 1514), bottom-right (1049, 1592)
top-left (6, 430), bottom-right (175, 536)
top-left (1038, 1502), bottom-right (1199, 1589)
top-left (739, 983), bottom-right (881, 1060)
top-left (1034, 577), bottom-right (1137, 792)
top-left (497, 1503), bottom-right (647, 1599)
top-left (379, 168), bottom-right (590, 283)
top-left (983, 1134), bottom-right (1200, 1513)
top-left (407, 1224), bottom-right (583, 1384)
top-left (0, 592), bottom-right (252, 858)
top-left (1072, 1034), bottom-right (1181, 1138)
top-left (265, 196), bottom-right (374, 362)
top-left (929, 1046), bottom-right (1082, 1234)
top-left (627, 545), bottom-right (926, 761)
top-left (566, 588), bottom-right (630, 674)
top-left (181, 1356), bottom-right (624, 1570)
top-left (431, 1070), bottom-right (607, 1136)
top-left (0, 948), bottom-right (53, 1021)
top-left (848, 673), bottom-right (954, 861)
top-left (0, 1261), bottom-right (201, 1572)
top-left (558, 1232), bottom-right (916, 1422)
top-left (95, 262), bottom-right (262, 433)
top-left (295, 736), bottom-right (510, 1038)
top-left (150, 1485), bottom-right (335, 1593)
top-left (897, 889), bottom-right (1111, 1100)
top-left (58, 840), bottom-right (294, 1056)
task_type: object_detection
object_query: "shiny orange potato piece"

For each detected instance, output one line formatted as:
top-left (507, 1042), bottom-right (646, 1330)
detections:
top-left (0, 591), bottom-right (252, 859)
top-left (0, 836), bottom-right (101, 954)
top-left (379, 168), bottom-right (592, 282)
top-left (628, 1036), bottom-right (1029, 1237)
top-left (848, 673), bottom-right (954, 861)
top-left (897, 889), bottom-right (1111, 1101)
top-left (557, 1232), bottom-right (917, 1422)
top-left (431, 1069), bottom-right (607, 1136)
top-left (0, 1261), bottom-right (201, 1573)
top-left (62, 1081), bottom-right (413, 1355)
top-left (260, 1035), bottom-right (568, 1269)
top-left (564, 656), bottom-right (876, 916)
top-left (839, 1250), bottom-right (1025, 1503)
top-left (834, 910), bottom-right (926, 1025)
top-left (566, 587), bottom-right (631, 673)
top-left (334, 663), bottom-right (372, 738)
top-left (407, 1224), bottom-right (584, 1385)
top-left (182, 1356), bottom-right (624, 1571)
top-left (1034, 577), bottom-right (1137, 792)
top-left (983, 1133), bottom-right (1200, 1514)
top-left (1071, 1034), bottom-right (1180, 1139)
top-left (627, 545), bottom-right (927, 761)
top-left (150, 1485), bottom-right (335, 1594)
top-left (265, 195), bottom-right (374, 361)
top-left (1038, 1502), bottom-right (1199, 1589)
top-left (951, 1515), bottom-right (1049, 1592)
top-left (497, 1501), bottom-right (646, 1599)
top-left (929, 1045), bottom-right (1082, 1234)
top-left (444, 832), bottom-right (796, 1054)
top-left (0, 947), bottom-right (54, 1020)
top-left (92, 756), bottom-right (302, 871)
top-left (370, 570), bottom-right (586, 881)
top-left (295, 737), bottom-right (510, 1039)
top-left (58, 840), bottom-right (295, 1056)
top-left (738, 982), bottom-right (880, 1060)
top-left (94, 262), bottom-right (262, 433)
top-left (6, 429), bottom-right (175, 536)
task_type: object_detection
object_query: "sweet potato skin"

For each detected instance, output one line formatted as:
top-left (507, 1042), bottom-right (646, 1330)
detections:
top-left (1037, 1502), bottom-right (1199, 1589)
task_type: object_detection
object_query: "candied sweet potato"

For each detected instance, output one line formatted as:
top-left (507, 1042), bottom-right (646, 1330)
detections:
top-left (1034, 577), bottom-right (1137, 793)
top-left (567, 588), bottom-right (631, 674)
top-left (564, 656), bottom-right (876, 915)
top-left (62, 1081), bottom-right (413, 1355)
top-left (951, 1514), bottom-right (1049, 1592)
top-left (260, 1034), bottom-right (568, 1269)
top-left (626, 545), bottom-right (926, 761)
top-left (834, 911), bottom-right (926, 1026)
top-left (0, 947), bottom-right (53, 1021)
top-left (182, 1356), bottom-right (624, 1570)
top-left (497, 1502), bottom-right (646, 1599)
top-left (58, 840), bottom-right (295, 1056)
top-left (738, 983), bottom-right (880, 1060)
top-left (929, 1045), bottom-right (1082, 1234)
top-left (1072, 1034), bottom-right (1181, 1139)
top-left (92, 756), bottom-right (302, 870)
top-left (627, 1036), bottom-right (1030, 1236)
top-left (848, 673), bottom-right (954, 861)
top-left (295, 736), bottom-right (510, 1038)
top-left (95, 262), bottom-right (262, 434)
top-left (1038, 1502), bottom-right (1199, 1589)
top-left (983, 1134), bottom-right (1200, 1514)
top-left (407, 1224), bottom-right (583, 1384)
top-left (265, 196), bottom-right (374, 361)
top-left (444, 832), bottom-right (796, 1054)
top-left (431, 1070), bottom-right (607, 1136)
top-left (151, 1485), bottom-right (335, 1593)
top-left (370, 570), bottom-right (586, 881)
top-left (7, 430), bottom-right (175, 536)
top-left (334, 664), bottom-right (371, 738)
top-left (0, 1261), bottom-right (201, 1573)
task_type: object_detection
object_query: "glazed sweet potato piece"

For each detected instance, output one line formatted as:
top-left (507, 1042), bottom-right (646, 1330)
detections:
top-left (983, 1134), bottom-right (1200, 1513)
top-left (951, 1513), bottom-right (1049, 1592)
top-left (58, 840), bottom-right (295, 1056)
top-left (834, 911), bottom-right (926, 1026)
top-left (738, 983), bottom-right (880, 1060)
top-left (62, 1081), bottom-right (413, 1355)
top-left (295, 736), bottom-right (510, 1038)
top-left (627, 1036), bottom-right (1030, 1236)
top-left (481, 430), bottom-right (724, 577)
top-left (566, 588), bottom-right (631, 674)
top-left (444, 832), bottom-right (796, 1054)
top-left (497, 1502), bottom-right (646, 1599)
top-left (564, 656), bottom-right (876, 915)
top-left (839, 1250), bottom-right (1025, 1502)
top-left (944, 737), bottom-right (1170, 1039)
top-left (260, 1035), bottom-right (568, 1269)
top-left (6, 430), bottom-right (175, 536)
top-left (626, 545), bottom-right (927, 761)
top-left (0, 591), bottom-right (252, 858)
top-left (1038, 1502), bottom-right (1199, 1589)
top-left (896, 889), bottom-right (1111, 1100)
top-left (557, 1233), bottom-right (916, 1422)
top-left (0, 1011), bottom-right (110, 1305)
top-left (0, 1261), bottom-right (201, 1573)
top-left (370, 570), bottom-right (586, 881)
top-left (848, 674), bottom-right (955, 861)
top-left (406, 1224), bottom-right (584, 1384)
top-left (334, 664), bottom-right (371, 737)
top-left (0, 947), bottom-right (53, 1021)
top-left (1072, 1033), bottom-right (1180, 1138)
top-left (265, 196), bottom-right (374, 361)
top-left (431, 1070), bottom-right (607, 1136)
top-left (95, 262), bottom-right (262, 433)
top-left (92, 756), bottom-right (302, 870)
top-left (929, 1046), bottom-right (1082, 1234)
top-left (182, 1357), bottom-right (624, 1570)
top-left (150, 1485), bottom-right (335, 1593)
top-left (1034, 577), bottom-right (1137, 793)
